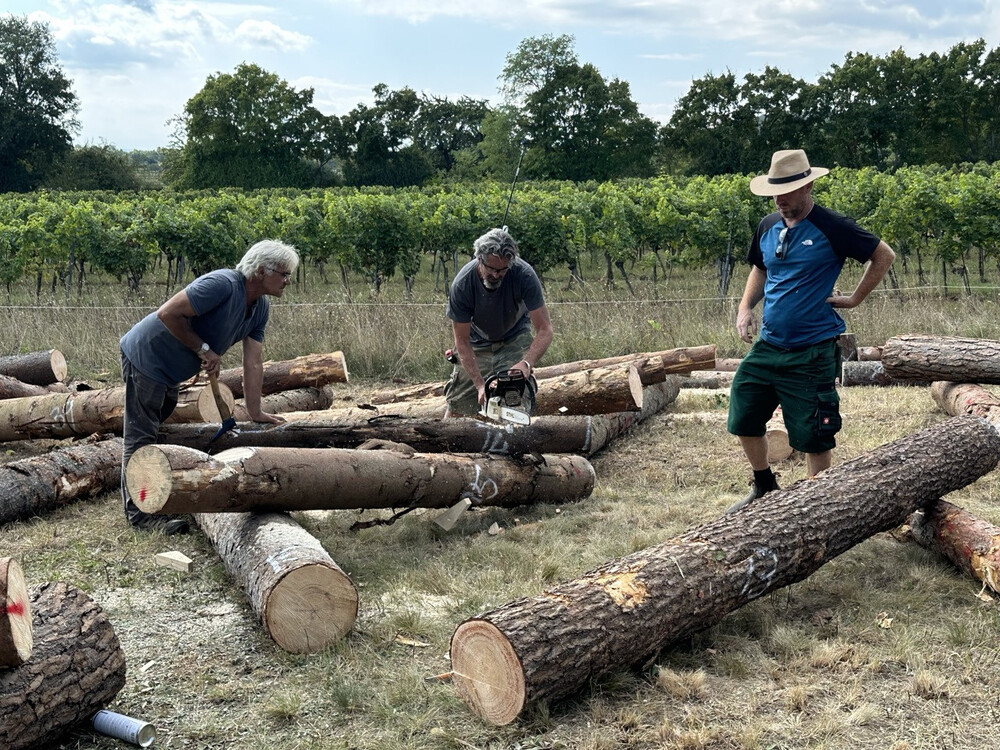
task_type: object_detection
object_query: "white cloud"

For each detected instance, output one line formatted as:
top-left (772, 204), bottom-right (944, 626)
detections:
top-left (234, 19), bottom-right (312, 51)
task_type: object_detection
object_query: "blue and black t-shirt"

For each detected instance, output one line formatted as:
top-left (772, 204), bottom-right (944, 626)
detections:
top-left (446, 258), bottom-right (545, 347)
top-left (748, 204), bottom-right (880, 349)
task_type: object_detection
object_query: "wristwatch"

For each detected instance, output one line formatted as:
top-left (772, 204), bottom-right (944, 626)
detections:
top-left (198, 342), bottom-right (210, 355)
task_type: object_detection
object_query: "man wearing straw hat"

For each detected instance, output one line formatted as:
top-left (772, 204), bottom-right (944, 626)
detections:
top-left (726, 149), bottom-right (895, 513)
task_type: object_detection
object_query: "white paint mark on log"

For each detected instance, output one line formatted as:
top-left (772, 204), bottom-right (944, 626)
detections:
top-left (741, 546), bottom-right (779, 598)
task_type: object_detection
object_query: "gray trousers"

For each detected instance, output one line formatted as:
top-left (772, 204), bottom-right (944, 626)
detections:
top-left (121, 352), bottom-right (178, 520)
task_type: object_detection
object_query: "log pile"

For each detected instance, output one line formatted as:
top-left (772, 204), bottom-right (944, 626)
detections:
top-left (219, 351), bottom-right (349, 398)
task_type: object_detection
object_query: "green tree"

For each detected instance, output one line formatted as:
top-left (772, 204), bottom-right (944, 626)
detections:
top-left (522, 63), bottom-right (657, 181)
top-left (499, 34), bottom-right (578, 107)
top-left (170, 63), bottom-right (335, 189)
top-left (0, 16), bottom-right (78, 192)
top-left (411, 94), bottom-right (489, 174)
top-left (46, 144), bottom-right (143, 191)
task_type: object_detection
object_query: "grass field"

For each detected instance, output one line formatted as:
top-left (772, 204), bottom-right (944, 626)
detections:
top-left (2, 262), bottom-right (1000, 749)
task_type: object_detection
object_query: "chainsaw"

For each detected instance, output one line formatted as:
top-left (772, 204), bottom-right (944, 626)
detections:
top-left (480, 369), bottom-right (536, 426)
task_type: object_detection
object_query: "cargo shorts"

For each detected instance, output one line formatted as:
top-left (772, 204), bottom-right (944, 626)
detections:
top-left (727, 337), bottom-right (842, 454)
top-left (444, 330), bottom-right (534, 417)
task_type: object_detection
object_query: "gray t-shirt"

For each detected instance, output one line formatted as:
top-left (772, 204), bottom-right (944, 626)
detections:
top-left (446, 258), bottom-right (545, 346)
top-left (120, 269), bottom-right (269, 386)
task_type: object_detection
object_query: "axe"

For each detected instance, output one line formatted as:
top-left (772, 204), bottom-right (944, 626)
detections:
top-left (207, 372), bottom-right (237, 444)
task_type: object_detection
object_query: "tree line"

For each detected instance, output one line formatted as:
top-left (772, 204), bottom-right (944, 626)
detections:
top-left (1, 163), bottom-right (999, 300)
top-left (3, 15), bottom-right (1000, 192)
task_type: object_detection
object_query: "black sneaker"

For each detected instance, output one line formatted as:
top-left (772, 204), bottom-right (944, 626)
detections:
top-left (725, 477), bottom-right (780, 515)
top-left (129, 512), bottom-right (191, 536)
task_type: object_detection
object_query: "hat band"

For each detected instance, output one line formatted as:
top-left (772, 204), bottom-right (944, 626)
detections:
top-left (768, 168), bottom-right (811, 185)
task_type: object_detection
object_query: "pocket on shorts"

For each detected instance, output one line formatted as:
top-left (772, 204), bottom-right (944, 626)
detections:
top-left (814, 388), bottom-right (842, 437)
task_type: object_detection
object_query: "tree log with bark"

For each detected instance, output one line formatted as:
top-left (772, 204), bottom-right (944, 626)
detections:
top-left (840, 361), bottom-right (927, 387)
top-left (909, 501), bottom-right (1000, 596)
top-left (0, 558), bottom-right (31, 668)
top-left (232, 385), bottom-right (336, 422)
top-left (157, 380), bottom-right (680, 456)
top-left (128, 444), bottom-right (595, 515)
top-left (369, 346), bottom-right (713, 404)
top-left (449, 415), bottom-right (1000, 725)
top-left (0, 436), bottom-right (122, 524)
top-left (0, 349), bottom-right (67, 386)
top-left (0, 374), bottom-right (49, 400)
top-left (194, 511), bottom-right (358, 653)
top-left (883, 335), bottom-right (1000, 383)
top-left (219, 351), bottom-right (349, 398)
top-left (0, 582), bottom-right (126, 750)
top-left (930, 381), bottom-right (1000, 423)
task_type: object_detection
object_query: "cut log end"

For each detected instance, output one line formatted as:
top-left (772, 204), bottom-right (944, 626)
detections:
top-left (0, 558), bottom-right (33, 667)
top-left (450, 618), bottom-right (525, 726)
top-left (50, 350), bottom-right (68, 383)
top-left (264, 563), bottom-right (359, 654)
top-left (127, 445), bottom-right (180, 515)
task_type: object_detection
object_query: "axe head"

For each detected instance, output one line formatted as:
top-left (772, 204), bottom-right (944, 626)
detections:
top-left (210, 416), bottom-right (238, 444)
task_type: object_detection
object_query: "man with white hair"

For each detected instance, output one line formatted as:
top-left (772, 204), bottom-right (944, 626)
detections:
top-left (726, 149), bottom-right (895, 513)
top-left (444, 227), bottom-right (553, 418)
top-left (119, 239), bottom-right (299, 533)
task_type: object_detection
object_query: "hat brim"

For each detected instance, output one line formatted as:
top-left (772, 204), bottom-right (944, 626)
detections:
top-left (749, 167), bottom-right (829, 197)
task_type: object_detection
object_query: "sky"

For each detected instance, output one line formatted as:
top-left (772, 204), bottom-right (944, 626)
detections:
top-left (6, 0), bottom-right (1000, 152)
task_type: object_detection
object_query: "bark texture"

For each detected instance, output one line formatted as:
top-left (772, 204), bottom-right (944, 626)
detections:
top-left (157, 380), bottom-right (680, 456)
top-left (0, 558), bottom-right (31, 668)
top-left (0, 582), bottom-right (126, 750)
top-left (677, 371), bottom-right (734, 389)
top-left (0, 374), bottom-right (49, 400)
top-left (450, 415), bottom-right (1000, 725)
top-left (219, 351), bottom-right (349, 398)
top-left (194, 512), bottom-right (358, 653)
top-left (232, 386), bottom-right (336, 422)
top-left (0, 350), bottom-right (67, 386)
top-left (129, 444), bottom-right (595, 515)
top-left (840, 361), bottom-right (926, 387)
top-left (883, 335), bottom-right (1000, 383)
top-left (930, 381), bottom-right (1000, 424)
top-left (0, 438), bottom-right (123, 524)
top-left (0, 389), bottom-right (126, 442)
top-left (910, 500), bottom-right (1000, 595)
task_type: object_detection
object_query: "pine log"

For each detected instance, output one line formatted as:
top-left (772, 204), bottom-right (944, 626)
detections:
top-left (858, 346), bottom-right (882, 361)
top-left (714, 358), bottom-right (742, 372)
top-left (232, 385), bottom-right (335, 422)
top-left (128, 444), bottom-right (595, 515)
top-left (840, 361), bottom-right (927, 387)
top-left (677, 370), bottom-right (735, 389)
top-left (766, 410), bottom-right (792, 462)
top-left (909, 500), bottom-right (1000, 595)
top-left (0, 350), bottom-right (67, 386)
top-left (883, 335), bottom-right (1000, 383)
top-left (0, 374), bottom-right (49, 400)
top-left (0, 437), bottom-right (122, 524)
top-left (0, 558), bottom-right (31, 668)
top-left (369, 346), bottom-right (713, 404)
top-left (163, 382), bottom-right (235, 424)
top-left (219, 351), bottom-right (349, 398)
top-left (157, 379), bottom-right (680, 456)
top-left (0, 582), bottom-right (126, 750)
top-left (194, 511), bottom-right (358, 653)
top-left (930, 381), bottom-right (1000, 423)
top-left (838, 333), bottom-right (858, 362)
top-left (449, 414), bottom-right (1000, 725)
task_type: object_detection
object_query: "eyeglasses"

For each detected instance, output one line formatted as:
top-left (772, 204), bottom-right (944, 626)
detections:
top-left (479, 259), bottom-right (510, 277)
top-left (775, 228), bottom-right (789, 260)
top-left (267, 267), bottom-right (292, 280)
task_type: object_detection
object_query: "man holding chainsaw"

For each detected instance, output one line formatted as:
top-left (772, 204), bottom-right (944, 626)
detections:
top-left (726, 149), bottom-right (895, 514)
top-left (118, 239), bottom-right (299, 534)
top-left (444, 227), bottom-right (553, 418)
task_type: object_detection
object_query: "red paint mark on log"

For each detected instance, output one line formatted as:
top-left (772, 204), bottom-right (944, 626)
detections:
top-left (1, 601), bottom-right (24, 616)
top-left (140, 488), bottom-right (147, 502)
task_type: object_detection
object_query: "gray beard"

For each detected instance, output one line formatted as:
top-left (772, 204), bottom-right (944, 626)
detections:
top-left (481, 277), bottom-right (501, 291)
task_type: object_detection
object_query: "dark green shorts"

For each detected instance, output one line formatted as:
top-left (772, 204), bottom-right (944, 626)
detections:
top-left (443, 330), bottom-right (534, 416)
top-left (727, 337), bottom-right (842, 454)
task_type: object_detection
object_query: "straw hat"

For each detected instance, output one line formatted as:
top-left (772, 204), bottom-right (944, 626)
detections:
top-left (749, 149), bottom-right (829, 196)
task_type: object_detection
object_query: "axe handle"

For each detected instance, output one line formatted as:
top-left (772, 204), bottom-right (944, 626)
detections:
top-left (208, 372), bottom-right (233, 422)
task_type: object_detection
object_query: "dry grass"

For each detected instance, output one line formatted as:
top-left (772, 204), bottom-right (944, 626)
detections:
top-left (3, 268), bottom-right (1000, 749)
